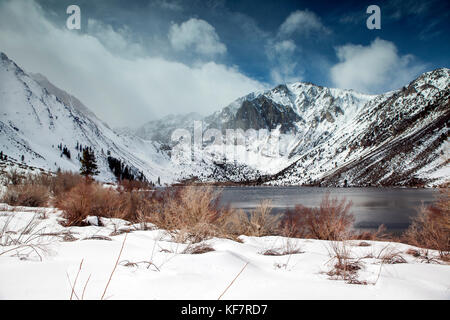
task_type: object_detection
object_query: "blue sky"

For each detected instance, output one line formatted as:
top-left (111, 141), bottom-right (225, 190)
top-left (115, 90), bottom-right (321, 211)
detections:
top-left (0, 0), bottom-right (448, 126)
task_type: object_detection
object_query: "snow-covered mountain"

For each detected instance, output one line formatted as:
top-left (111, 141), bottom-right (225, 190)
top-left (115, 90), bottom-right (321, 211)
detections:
top-left (0, 52), bottom-right (173, 184)
top-left (137, 69), bottom-right (448, 186)
top-left (1, 52), bottom-right (448, 186)
top-left (199, 83), bottom-right (378, 177)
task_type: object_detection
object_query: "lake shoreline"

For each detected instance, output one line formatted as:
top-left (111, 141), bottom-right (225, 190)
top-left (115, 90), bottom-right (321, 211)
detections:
top-left (216, 186), bottom-right (438, 234)
top-left (172, 181), bottom-right (443, 189)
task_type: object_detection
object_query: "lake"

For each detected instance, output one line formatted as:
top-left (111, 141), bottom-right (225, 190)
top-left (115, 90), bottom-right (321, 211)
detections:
top-left (219, 186), bottom-right (438, 233)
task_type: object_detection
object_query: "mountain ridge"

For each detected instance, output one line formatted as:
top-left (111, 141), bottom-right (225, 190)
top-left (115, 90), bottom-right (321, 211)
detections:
top-left (0, 52), bottom-right (448, 186)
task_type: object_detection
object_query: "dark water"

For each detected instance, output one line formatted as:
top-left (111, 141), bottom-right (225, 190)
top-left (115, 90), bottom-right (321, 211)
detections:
top-left (218, 186), bottom-right (438, 233)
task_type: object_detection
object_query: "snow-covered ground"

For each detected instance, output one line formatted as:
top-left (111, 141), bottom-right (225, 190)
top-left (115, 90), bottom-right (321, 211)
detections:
top-left (0, 205), bottom-right (449, 300)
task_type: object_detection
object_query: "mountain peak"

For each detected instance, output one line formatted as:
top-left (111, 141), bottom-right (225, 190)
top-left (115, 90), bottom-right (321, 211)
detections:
top-left (0, 52), bottom-right (8, 61)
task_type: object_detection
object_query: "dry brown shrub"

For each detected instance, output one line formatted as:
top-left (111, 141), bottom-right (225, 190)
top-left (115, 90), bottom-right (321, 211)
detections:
top-left (23, 172), bottom-right (52, 187)
top-left (245, 200), bottom-right (280, 237)
top-left (136, 186), bottom-right (233, 242)
top-left (0, 170), bottom-right (91, 210)
top-left (223, 200), bottom-right (280, 237)
top-left (1, 184), bottom-right (50, 207)
top-left (55, 181), bottom-right (121, 226)
top-left (114, 190), bottom-right (150, 222)
top-left (403, 187), bottom-right (449, 259)
top-left (219, 209), bottom-right (248, 237)
top-left (49, 171), bottom-right (84, 197)
top-left (54, 182), bottom-right (234, 240)
top-left (280, 193), bottom-right (354, 240)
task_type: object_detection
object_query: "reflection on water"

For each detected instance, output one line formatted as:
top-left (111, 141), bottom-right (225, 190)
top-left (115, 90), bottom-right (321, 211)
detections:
top-left (218, 186), bottom-right (437, 232)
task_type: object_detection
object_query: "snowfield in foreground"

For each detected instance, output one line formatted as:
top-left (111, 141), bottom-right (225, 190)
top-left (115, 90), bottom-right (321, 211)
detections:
top-left (0, 205), bottom-right (449, 300)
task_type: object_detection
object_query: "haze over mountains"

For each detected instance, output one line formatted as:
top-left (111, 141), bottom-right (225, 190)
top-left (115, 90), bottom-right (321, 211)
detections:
top-left (0, 52), bottom-right (448, 186)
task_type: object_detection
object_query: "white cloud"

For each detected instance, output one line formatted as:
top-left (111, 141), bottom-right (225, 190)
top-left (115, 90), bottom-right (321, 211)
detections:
top-left (0, 0), bottom-right (263, 127)
top-left (279, 10), bottom-right (329, 37)
top-left (87, 19), bottom-right (145, 58)
top-left (266, 40), bottom-right (302, 84)
top-left (330, 38), bottom-right (425, 93)
top-left (169, 18), bottom-right (227, 57)
top-left (272, 40), bottom-right (296, 55)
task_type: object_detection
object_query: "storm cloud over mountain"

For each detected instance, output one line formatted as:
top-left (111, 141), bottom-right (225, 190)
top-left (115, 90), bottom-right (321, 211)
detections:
top-left (2, 0), bottom-right (447, 127)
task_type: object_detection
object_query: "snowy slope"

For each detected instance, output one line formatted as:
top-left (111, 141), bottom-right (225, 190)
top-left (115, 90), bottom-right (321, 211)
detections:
top-left (0, 206), bottom-right (449, 299)
top-left (0, 52), bottom-right (172, 184)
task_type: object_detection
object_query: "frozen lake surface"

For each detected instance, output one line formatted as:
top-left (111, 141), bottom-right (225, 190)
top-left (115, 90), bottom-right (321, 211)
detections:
top-left (219, 186), bottom-right (438, 232)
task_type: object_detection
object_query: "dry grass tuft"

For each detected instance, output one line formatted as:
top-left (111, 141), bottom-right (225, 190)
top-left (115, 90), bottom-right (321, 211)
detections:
top-left (405, 248), bottom-right (420, 257)
top-left (182, 243), bottom-right (215, 254)
top-left (119, 260), bottom-right (160, 271)
top-left (81, 235), bottom-right (112, 241)
top-left (326, 240), bottom-right (364, 284)
top-left (261, 238), bottom-right (303, 256)
top-left (0, 214), bottom-right (55, 261)
top-left (261, 246), bottom-right (303, 256)
top-left (377, 247), bottom-right (407, 264)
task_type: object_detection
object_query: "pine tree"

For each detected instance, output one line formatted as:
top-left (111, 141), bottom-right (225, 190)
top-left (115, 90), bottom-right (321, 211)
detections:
top-left (80, 147), bottom-right (99, 177)
top-left (62, 146), bottom-right (71, 159)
